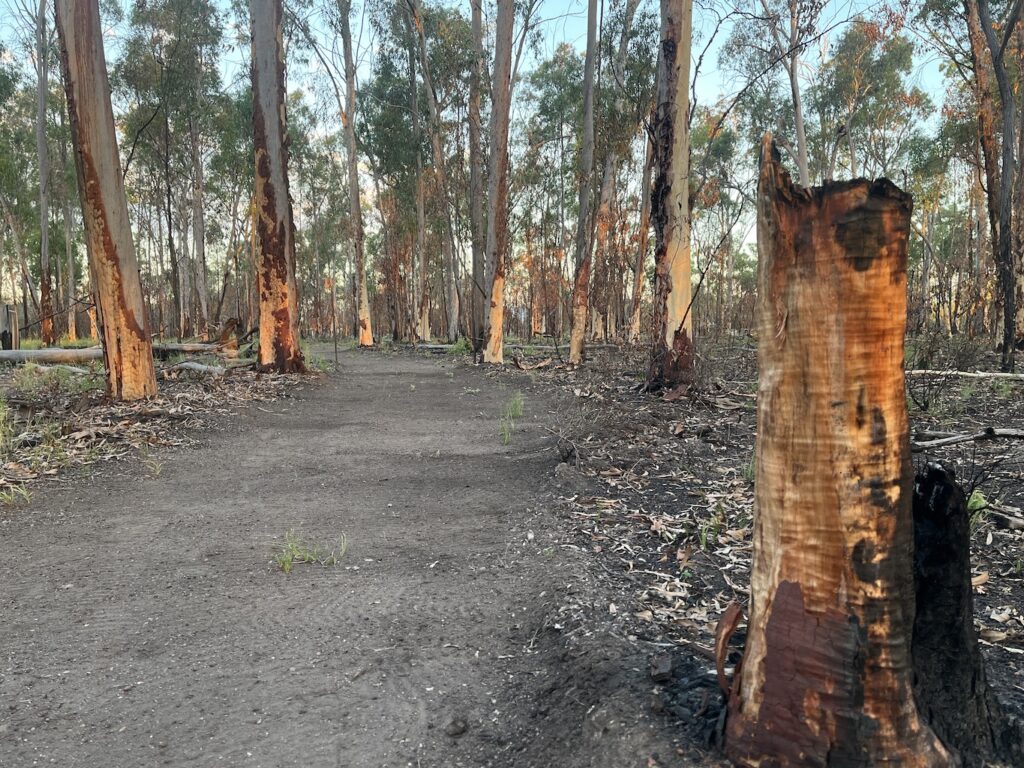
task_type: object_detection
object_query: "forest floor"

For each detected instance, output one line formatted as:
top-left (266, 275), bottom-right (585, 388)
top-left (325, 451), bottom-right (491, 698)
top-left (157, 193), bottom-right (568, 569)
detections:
top-left (495, 335), bottom-right (1024, 744)
top-left (3, 338), bottom-right (1023, 768)
top-left (0, 347), bottom-right (721, 768)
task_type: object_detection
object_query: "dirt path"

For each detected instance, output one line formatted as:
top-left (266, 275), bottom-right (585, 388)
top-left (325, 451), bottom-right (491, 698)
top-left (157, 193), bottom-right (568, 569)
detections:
top-left (1, 351), bottom-right (702, 768)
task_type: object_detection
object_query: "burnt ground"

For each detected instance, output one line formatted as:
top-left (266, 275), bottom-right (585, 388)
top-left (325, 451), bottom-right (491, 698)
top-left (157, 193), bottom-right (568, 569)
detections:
top-left (4, 338), bottom-right (1022, 768)
top-left (489, 335), bottom-right (1024, 758)
top-left (0, 348), bottom-right (720, 768)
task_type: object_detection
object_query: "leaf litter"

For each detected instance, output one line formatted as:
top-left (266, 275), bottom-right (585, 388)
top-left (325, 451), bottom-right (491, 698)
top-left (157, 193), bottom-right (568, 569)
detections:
top-left (487, 338), bottom-right (1024, 737)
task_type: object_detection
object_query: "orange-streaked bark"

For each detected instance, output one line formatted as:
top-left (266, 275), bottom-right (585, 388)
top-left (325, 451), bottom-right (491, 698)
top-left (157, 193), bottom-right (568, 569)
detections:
top-left (482, 0), bottom-right (514, 364)
top-left (55, 0), bottom-right (157, 400)
top-left (648, 0), bottom-right (693, 386)
top-left (724, 136), bottom-right (950, 766)
top-left (250, 0), bottom-right (304, 372)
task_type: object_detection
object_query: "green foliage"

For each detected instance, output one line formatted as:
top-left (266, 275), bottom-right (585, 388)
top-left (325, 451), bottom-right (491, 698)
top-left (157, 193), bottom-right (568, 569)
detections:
top-left (273, 531), bottom-right (348, 574)
top-left (449, 337), bottom-right (472, 355)
top-left (698, 502), bottom-right (727, 552)
top-left (499, 391), bottom-right (524, 445)
top-left (0, 485), bottom-right (31, 507)
top-left (58, 336), bottom-right (100, 349)
top-left (968, 490), bottom-right (989, 531)
top-left (12, 363), bottom-right (103, 397)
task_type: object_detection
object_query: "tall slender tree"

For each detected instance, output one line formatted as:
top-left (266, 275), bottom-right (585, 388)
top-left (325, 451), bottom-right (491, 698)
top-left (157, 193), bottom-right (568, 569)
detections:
top-left (250, 0), bottom-right (304, 371)
top-left (567, 0), bottom-right (598, 366)
top-left (33, 0), bottom-right (55, 344)
top-left (55, 0), bottom-right (158, 399)
top-left (338, 0), bottom-right (373, 347)
top-left (468, 0), bottom-right (485, 351)
top-left (407, 0), bottom-right (459, 342)
top-left (648, 0), bottom-right (693, 386)
top-left (482, 0), bottom-right (515, 363)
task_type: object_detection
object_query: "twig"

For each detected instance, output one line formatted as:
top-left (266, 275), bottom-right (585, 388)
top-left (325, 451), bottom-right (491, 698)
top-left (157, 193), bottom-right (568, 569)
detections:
top-left (911, 427), bottom-right (1024, 452)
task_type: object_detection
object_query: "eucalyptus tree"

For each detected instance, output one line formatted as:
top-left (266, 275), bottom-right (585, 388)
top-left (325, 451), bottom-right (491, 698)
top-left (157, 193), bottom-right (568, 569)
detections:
top-left (249, 0), bottom-right (304, 371)
top-left (567, 0), bottom-right (598, 366)
top-left (468, 0), bottom-right (485, 348)
top-left (56, 0), bottom-right (157, 399)
top-left (336, 0), bottom-right (374, 346)
top-left (966, 0), bottom-right (1019, 371)
top-left (481, 0), bottom-right (515, 363)
top-left (407, 0), bottom-right (460, 342)
top-left (647, 0), bottom-right (694, 387)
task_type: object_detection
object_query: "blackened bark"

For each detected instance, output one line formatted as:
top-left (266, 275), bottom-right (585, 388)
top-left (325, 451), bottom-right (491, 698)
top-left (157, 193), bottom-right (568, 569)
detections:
top-left (912, 463), bottom-right (1024, 767)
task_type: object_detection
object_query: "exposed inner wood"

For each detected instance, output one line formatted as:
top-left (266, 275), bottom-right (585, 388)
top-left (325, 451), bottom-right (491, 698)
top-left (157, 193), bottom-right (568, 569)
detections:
top-left (725, 135), bottom-right (949, 766)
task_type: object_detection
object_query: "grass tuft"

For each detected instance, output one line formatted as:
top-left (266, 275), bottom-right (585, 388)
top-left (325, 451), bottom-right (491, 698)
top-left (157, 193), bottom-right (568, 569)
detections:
top-left (274, 530), bottom-right (348, 574)
top-left (499, 391), bottom-right (524, 445)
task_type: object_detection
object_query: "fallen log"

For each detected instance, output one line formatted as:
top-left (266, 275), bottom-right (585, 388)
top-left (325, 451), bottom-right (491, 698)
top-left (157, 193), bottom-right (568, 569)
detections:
top-left (33, 364), bottom-right (92, 375)
top-left (907, 369), bottom-right (1024, 381)
top-left (512, 356), bottom-right (552, 370)
top-left (157, 361), bottom-right (227, 379)
top-left (0, 347), bottom-right (103, 364)
top-left (911, 427), bottom-right (1024, 452)
top-left (0, 342), bottom-right (230, 365)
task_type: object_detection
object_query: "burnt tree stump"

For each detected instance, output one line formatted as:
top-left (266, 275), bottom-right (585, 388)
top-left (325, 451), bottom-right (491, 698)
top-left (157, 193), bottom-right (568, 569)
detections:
top-left (725, 136), bottom-right (950, 766)
top-left (912, 462), bottom-right (1023, 767)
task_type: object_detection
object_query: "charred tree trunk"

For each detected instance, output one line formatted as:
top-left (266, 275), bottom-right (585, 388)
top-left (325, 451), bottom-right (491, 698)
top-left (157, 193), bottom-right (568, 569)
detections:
top-left (338, 0), bottom-right (373, 348)
top-left (647, 0), bottom-right (693, 387)
top-left (912, 463), bottom-right (1023, 767)
top-left (249, 0), bottom-right (304, 372)
top-left (481, 0), bottom-right (514, 364)
top-left (567, 0), bottom-right (599, 366)
top-left (724, 136), bottom-right (950, 765)
top-left (55, 0), bottom-right (157, 400)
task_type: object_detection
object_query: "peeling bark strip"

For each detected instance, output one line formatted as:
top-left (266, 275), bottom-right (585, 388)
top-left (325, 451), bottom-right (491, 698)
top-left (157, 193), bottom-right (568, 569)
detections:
top-left (724, 136), bottom-right (950, 766)
top-left (249, 0), bottom-right (304, 372)
top-left (647, 0), bottom-right (693, 387)
top-left (55, 0), bottom-right (157, 401)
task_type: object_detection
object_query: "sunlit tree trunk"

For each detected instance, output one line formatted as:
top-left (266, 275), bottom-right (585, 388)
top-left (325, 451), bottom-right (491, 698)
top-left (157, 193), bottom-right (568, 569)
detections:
top-left (724, 136), bottom-right (950, 766)
top-left (249, 0), bottom-right (304, 371)
top-left (648, 0), bottom-right (693, 387)
top-left (55, 0), bottom-right (157, 399)
top-left (469, 0), bottom-right (485, 351)
top-left (567, 0), bottom-right (598, 365)
top-left (482, 0), bottom-right (514, 363)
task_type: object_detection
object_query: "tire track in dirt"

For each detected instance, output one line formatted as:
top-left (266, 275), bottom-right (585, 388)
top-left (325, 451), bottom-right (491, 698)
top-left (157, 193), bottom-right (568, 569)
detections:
top-left (0, 350), bottom-right (697, 767)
